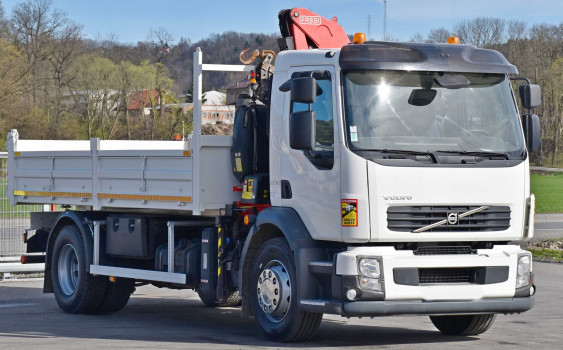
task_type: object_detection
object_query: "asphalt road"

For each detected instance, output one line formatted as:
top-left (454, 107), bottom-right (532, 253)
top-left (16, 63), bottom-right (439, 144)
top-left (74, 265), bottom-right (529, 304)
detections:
top-left (0, 261), bottom-right (560, 350)
top-left (533, 214), bottom-right (563, 242)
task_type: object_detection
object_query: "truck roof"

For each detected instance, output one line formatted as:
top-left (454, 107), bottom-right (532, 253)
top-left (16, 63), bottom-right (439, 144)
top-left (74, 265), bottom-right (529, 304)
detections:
top-left (339, 41), bottom-right (517, 75)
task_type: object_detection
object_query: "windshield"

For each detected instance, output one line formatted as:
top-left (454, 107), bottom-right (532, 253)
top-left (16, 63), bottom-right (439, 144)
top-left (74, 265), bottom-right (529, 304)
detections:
top-left (342, 70), bottom-right (525, 159)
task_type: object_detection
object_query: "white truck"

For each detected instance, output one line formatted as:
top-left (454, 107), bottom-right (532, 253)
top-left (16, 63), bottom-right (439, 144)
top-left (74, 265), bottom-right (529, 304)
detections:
top-left (9, 8), bottom-right (540, 342)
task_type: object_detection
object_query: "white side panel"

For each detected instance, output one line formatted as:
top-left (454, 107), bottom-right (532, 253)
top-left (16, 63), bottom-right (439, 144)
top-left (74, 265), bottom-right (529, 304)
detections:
top-left (8, 134), bottom-right (238, 214)
top-left (12, 151), bottom-right (94, 206)
top-left (198, 136), bottom-right (240, 211)
top-left (95, 152), bottom-right (193, 211)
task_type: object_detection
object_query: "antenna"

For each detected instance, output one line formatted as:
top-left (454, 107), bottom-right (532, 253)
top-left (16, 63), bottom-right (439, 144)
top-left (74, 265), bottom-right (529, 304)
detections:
top-left (383, 0), bottom-right (387, 41)
top-left (368, 15), bottom-right (372, 40)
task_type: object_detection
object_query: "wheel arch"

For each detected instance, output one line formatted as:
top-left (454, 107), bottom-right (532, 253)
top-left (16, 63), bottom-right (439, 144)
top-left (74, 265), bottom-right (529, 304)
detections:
top-left (44, 211), bottom-right (105, 293)
top-left (239, 207), bottom-right (328, 317)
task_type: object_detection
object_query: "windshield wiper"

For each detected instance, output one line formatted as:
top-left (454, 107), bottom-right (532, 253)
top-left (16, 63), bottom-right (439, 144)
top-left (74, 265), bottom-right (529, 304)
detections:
top-left (371, 149), bottom-right (438, 163)
top-left (435, 150), bottom-right (510, 160)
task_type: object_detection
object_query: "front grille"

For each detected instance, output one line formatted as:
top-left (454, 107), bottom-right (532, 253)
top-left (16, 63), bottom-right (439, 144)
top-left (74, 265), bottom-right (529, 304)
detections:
top-left (387, 205), bottom-right (510, 232)
top-left (414, 246), bottom-right (476, 255)
top-left (393, 266), bottom-right (509, 286)
top-left (419, 268), bottom-right (473, 285)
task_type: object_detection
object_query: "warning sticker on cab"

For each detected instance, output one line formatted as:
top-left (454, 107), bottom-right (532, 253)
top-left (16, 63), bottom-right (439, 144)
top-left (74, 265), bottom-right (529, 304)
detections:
top-left (341, 199), bottom-right (358, 227)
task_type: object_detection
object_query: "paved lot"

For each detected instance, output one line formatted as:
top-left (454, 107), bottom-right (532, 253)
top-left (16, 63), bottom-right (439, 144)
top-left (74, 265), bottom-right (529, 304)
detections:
top-left (534, 214), bottom-right (563, 241)
top-left (0, 261), bottom-right (561, 349)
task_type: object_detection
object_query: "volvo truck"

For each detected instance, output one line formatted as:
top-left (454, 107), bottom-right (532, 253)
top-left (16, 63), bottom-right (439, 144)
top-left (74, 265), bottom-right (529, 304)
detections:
top-left (9, 8), bottom-right (540, 342)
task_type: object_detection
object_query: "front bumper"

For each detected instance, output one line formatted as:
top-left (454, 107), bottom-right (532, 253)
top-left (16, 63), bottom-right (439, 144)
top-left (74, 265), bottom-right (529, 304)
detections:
top-left (342, 296), bottom-right (534, 316)
top-left (300, 296), bottom-right (534, 316)
top-left (300, 244), bottom-right (535, 317)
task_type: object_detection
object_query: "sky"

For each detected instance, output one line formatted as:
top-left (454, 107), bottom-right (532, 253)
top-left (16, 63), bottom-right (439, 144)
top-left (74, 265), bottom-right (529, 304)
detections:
top-left (1, 0), bottom-right (562, 44)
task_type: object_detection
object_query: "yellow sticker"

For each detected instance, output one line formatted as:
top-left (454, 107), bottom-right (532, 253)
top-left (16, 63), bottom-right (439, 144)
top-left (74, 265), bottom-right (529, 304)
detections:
top-left (342, 199), bottom-right (358, 227)
top-left (242, 178), bottom-right (254, 200)
top-left (235, 157), bottom-right (243, 173)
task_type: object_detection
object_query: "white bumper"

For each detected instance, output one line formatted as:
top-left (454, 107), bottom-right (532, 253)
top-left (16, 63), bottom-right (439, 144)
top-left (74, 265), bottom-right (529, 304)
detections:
top-left (336, 245), bottom-right (530, 301)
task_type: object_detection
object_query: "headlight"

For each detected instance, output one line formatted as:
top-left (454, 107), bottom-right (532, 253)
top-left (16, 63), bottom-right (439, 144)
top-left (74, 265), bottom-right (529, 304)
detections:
top-left (516, 254), bottom-right (532, 289)
top-left (359, 258), bottom-right (381, 278)
top-left (517, 255), bottom-right (531, 276)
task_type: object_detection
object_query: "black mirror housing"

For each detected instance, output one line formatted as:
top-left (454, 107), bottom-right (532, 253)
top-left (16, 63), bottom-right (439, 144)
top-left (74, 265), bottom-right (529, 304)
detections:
top-left (519, 84), bottom-right (541, 109)
top-left (291, 77), bottom-right (317, 104)
top-left (290, 110), bottom-right (315, 150)
top-left (408, 89), bottom-right (437, 106)
top-left (522, 113), bottom-right (541, 152)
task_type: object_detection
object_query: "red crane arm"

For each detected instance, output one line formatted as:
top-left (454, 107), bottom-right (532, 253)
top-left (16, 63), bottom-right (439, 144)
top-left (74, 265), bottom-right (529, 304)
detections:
top-left (278, 8), bottom-right (350, 50)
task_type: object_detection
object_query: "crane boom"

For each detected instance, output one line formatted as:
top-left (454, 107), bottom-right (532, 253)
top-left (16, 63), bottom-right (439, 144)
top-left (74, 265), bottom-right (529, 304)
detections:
top-left (278, 8), bottom-right (350, 50)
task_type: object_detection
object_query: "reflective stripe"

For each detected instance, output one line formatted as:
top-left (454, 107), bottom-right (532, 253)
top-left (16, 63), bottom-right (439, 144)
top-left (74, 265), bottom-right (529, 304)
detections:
top-left (97, 193), bottom-right (192, 202)
top-left (13, 190), bottom-right (192, 202)
top-left (13, 190), bottom-right (91, 198)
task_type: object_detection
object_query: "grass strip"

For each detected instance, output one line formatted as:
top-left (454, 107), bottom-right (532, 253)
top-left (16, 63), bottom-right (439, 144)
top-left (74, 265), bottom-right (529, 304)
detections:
top-left (528, 248), bottom-right (563, 262)
top-left (530, 173), bottom-right (563, 213)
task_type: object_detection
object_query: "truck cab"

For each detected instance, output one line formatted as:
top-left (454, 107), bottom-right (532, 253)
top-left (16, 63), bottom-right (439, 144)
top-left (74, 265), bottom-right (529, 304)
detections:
top-left (238, 40), bottom-right (539, 338)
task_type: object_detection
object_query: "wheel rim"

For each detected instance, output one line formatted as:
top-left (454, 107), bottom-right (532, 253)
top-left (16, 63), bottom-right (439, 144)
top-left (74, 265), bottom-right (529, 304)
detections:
top-left (57, 244), bottom-right (79, 296)
top-left (256, 260), bottom-right (291, 323)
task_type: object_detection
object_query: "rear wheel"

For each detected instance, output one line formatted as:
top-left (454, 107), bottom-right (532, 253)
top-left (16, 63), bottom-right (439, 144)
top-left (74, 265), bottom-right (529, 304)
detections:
top-left (197, 290), bottom-right (242, 307)
top-left (430, 314), bottom-right (496, 335)
top-left (97, 277), bottom-right (135, 313)
top-left (51, 225), bottom-right (107, 314)
top-left (250, 238), bottom-right (322, 342)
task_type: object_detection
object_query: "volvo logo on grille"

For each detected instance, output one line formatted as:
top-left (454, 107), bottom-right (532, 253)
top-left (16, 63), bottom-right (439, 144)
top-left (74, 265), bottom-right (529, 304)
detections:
top-left (383, 196), bottom-right (412, 200)
top-left (412, 206), bottom-right (490, 233)
top-left (447, 212), bottom-right (459, 225)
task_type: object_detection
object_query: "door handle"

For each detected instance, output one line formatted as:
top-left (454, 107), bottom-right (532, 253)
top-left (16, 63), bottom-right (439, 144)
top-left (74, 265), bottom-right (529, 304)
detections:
top-left (281, 180), bottom-right (292, 199)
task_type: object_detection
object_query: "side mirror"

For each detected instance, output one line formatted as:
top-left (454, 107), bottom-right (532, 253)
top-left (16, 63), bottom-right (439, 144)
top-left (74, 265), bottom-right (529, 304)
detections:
top-left (290, 110), bottom-right (315, 150)
top-left (519, 84), bottom-right (541, 109)
top-left (522, 113), bottom-right (541, 152)
top-left (290, 77), bottom-right (317, 104)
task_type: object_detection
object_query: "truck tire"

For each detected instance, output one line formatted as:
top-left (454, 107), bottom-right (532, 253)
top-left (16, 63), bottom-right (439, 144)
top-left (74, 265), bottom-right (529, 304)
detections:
top-left (197, 290), bottom-right (242, 307)
top-left (51, 225), bottom-right (107, 314)
top-left (430, 314), bottom-right (496, 335)
top-left (250, 238), bottom-right (322, 342)
top-left (97, 277), bottom-right (135, 313)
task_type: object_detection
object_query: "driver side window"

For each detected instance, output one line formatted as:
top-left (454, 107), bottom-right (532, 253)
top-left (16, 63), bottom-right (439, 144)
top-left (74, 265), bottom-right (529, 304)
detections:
top-left (291, 71), bottom-right (334, 167)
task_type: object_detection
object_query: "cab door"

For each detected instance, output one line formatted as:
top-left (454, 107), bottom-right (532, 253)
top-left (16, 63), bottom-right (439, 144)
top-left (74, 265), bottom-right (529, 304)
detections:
top-left (280, 66), bottom-right (341, 241)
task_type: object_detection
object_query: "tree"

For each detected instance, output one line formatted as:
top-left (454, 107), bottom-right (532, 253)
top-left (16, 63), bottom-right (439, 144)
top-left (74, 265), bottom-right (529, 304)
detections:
top-left (0, 38), bottom-right (26, 104)
top-left (409, 32), bottom-right (425, 43)
top-left (0, 0), bottom-right (7, 38)
top-left (8, 0), bottom-right (83, 135)
top-left (547, 57), bottom-right (563, 165)
top-left (70, 54), bottom-right (119, 139)
top-left (47, 22), bottom-right (83, 138)
top-left (427, 27), bottom-right (451, 44)
top-left (9, 0), bottom-right (63, 104)
top-left (453, 17), bottom-right (506, 47)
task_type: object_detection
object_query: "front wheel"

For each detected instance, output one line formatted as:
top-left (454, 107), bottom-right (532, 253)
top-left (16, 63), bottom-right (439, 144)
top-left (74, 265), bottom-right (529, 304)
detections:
top-left (250, 238), bottom-right (322, 342)
top-left (430, 314), bottom-right (496, 335)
